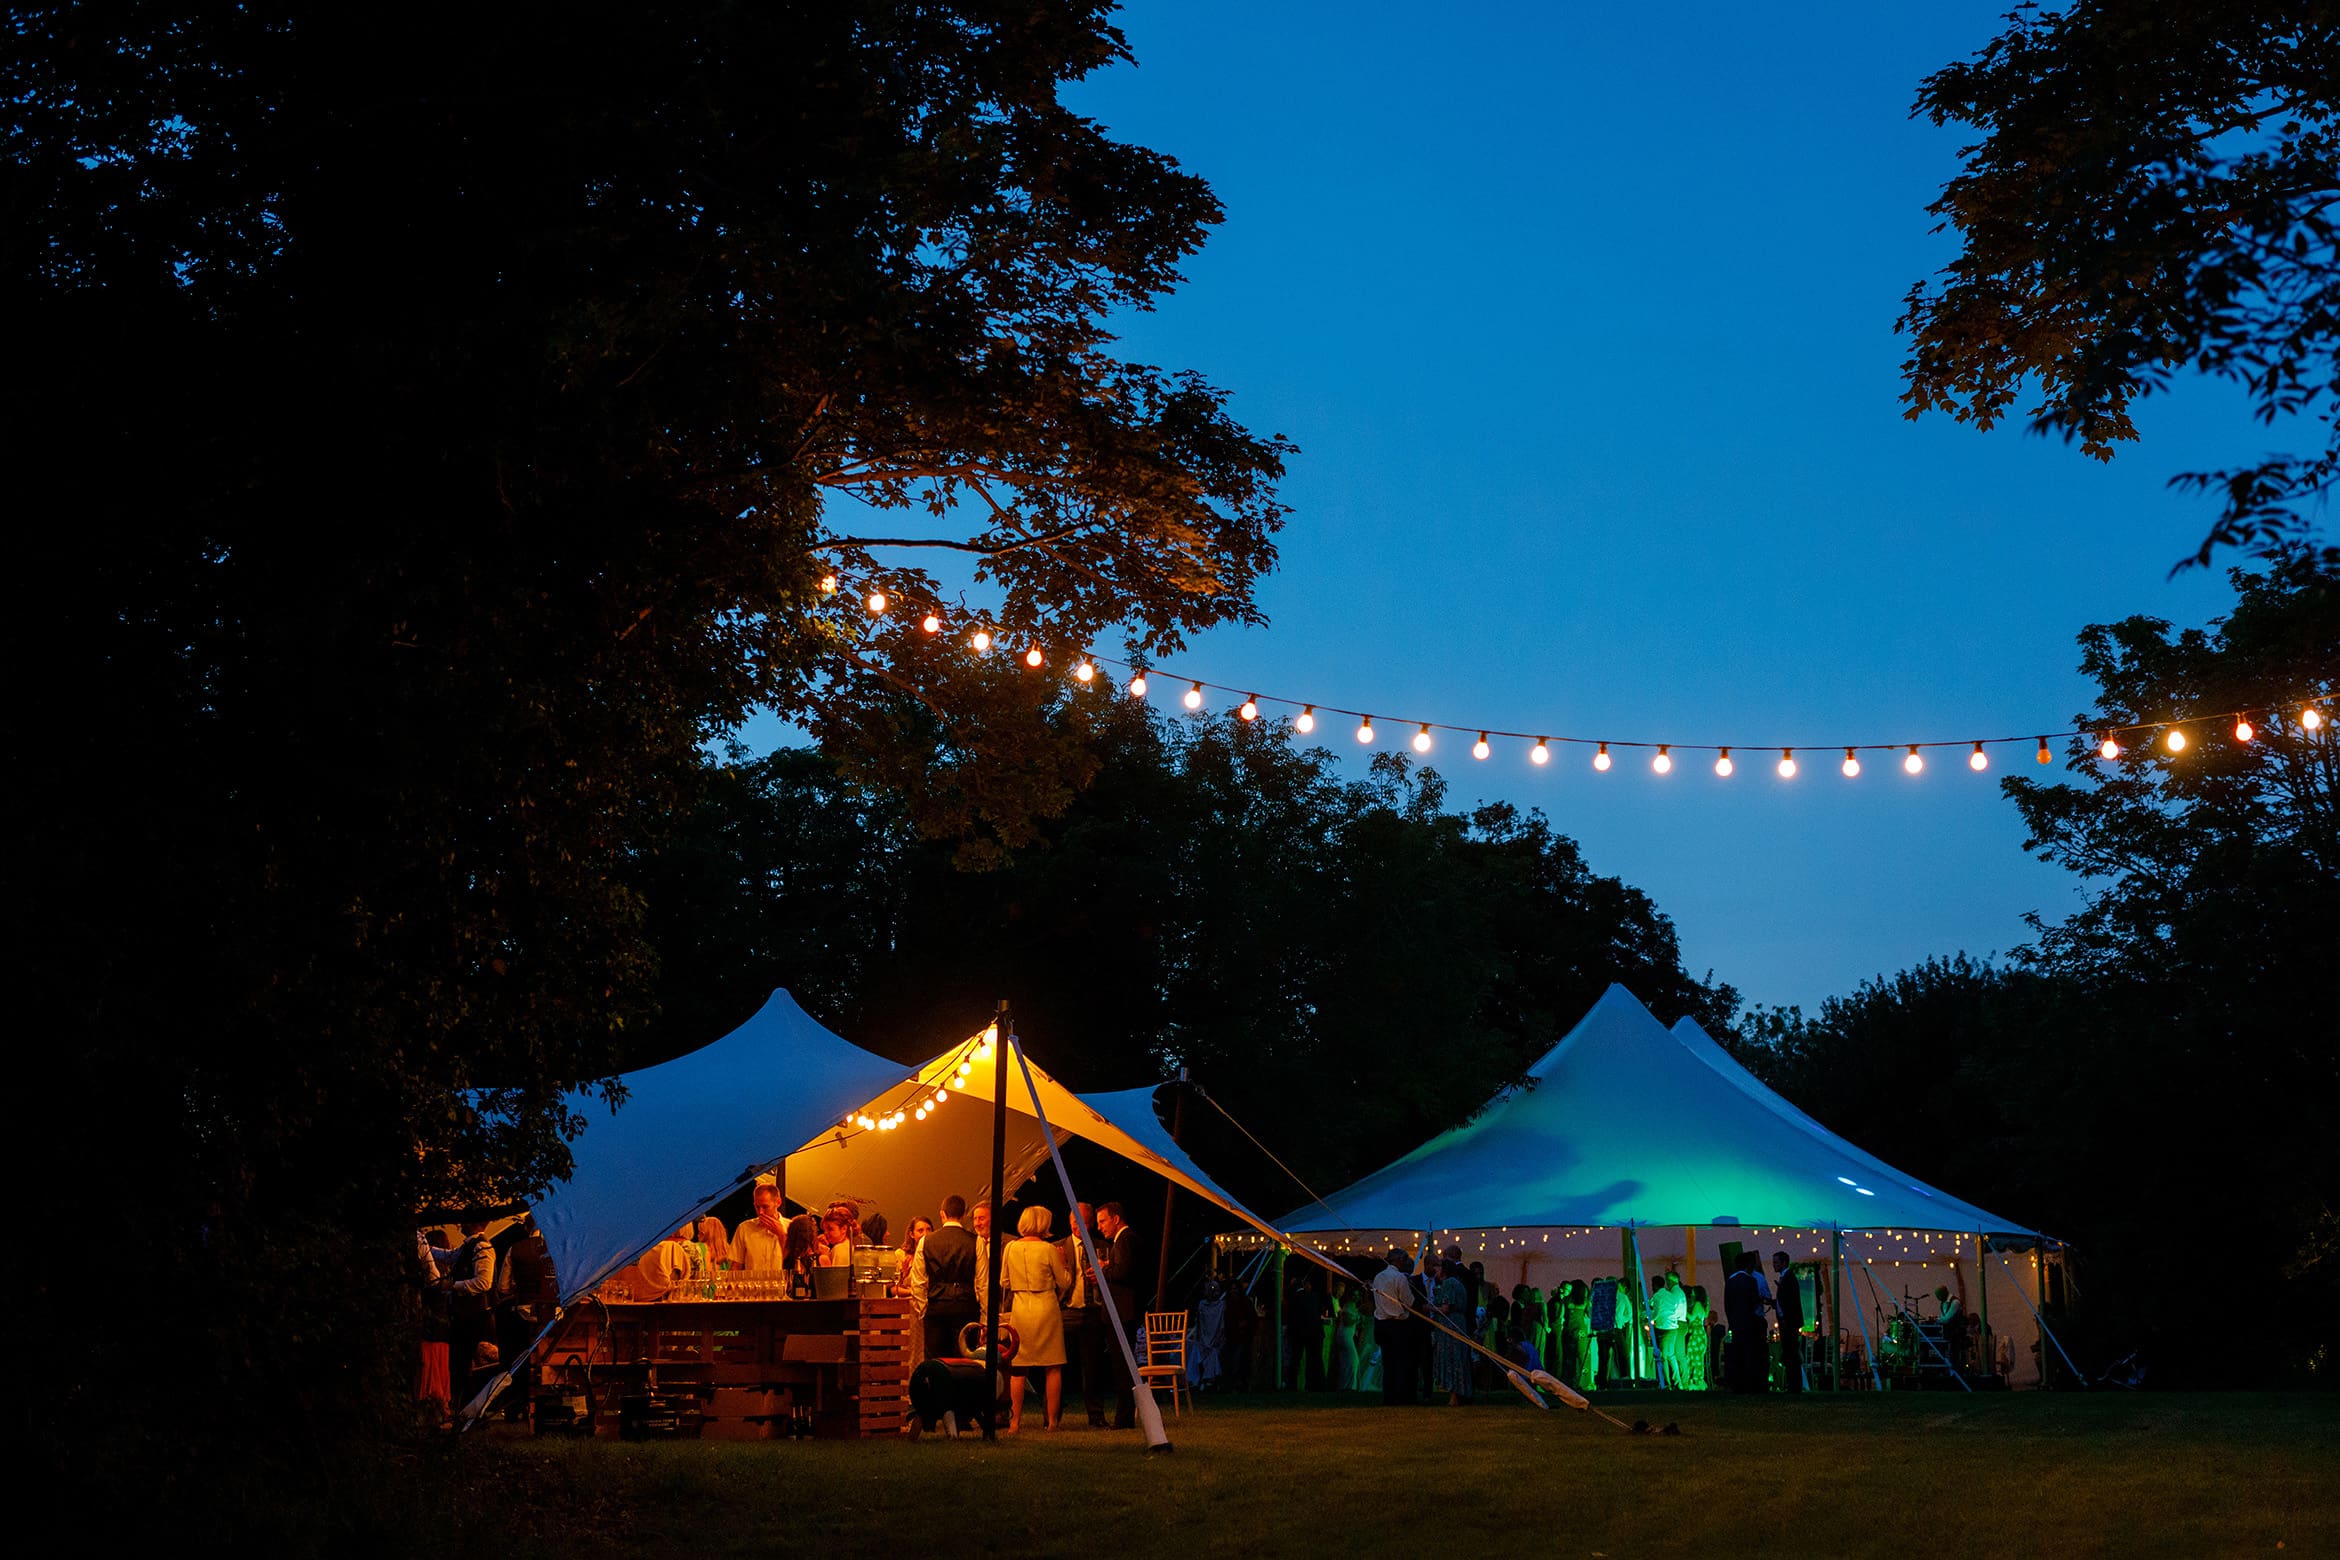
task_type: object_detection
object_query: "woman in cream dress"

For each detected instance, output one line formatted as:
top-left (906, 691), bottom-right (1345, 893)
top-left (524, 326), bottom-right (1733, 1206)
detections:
top-left (1003, 1205), bottom-right (1072, 1431)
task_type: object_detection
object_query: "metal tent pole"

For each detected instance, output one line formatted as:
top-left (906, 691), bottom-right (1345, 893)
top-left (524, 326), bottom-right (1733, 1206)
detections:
top-left (1153, 1068), bottom-right (1187, 1310)
top-left (981, 999), bottom-right (1009, 1441)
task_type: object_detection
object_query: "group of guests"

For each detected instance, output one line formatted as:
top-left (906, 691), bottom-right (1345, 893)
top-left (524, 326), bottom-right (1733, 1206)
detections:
top-left (907, 1194), bottom-right (1147, 1433)
top-left (413, 1212), bottom-right (558, 1423)
top-left (677, 1177), bottom-right (889, 1288)
top-left (1342, 1244), bottom-right (1820, 1402)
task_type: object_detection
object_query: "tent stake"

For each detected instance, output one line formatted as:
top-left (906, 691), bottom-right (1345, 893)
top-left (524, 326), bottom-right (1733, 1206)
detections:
top-left (982, 998), bottom-right (1009, 1441)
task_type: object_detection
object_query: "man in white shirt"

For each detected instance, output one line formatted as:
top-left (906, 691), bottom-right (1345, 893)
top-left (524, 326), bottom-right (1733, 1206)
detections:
top-left (731, 1179), bottom-right (789, 1271)
top-left (1650, 1270), bottom-right (1689, 1388)
top-left (1370, 1248), bottom-right (1418, 1405)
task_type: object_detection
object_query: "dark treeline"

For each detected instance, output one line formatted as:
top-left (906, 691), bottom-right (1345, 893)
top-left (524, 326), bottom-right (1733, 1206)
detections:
top-left (1739, 560), bottom-right (2339, 1385)
top-left (639, 693), bottom-right (1741, 1218)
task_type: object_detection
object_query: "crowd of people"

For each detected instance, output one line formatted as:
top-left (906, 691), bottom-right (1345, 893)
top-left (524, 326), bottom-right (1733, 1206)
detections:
top-left (1162, 1243), bottom-right (1836, 1402)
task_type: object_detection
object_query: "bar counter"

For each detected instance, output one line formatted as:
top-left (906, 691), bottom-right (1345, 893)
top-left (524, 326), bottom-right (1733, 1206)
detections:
top-left (540, 1295), bottom-right (913, 1439)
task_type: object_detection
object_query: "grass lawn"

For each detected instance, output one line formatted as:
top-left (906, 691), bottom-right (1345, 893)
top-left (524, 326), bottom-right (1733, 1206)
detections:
top-left (447, 1391), bottom-right (2334, 1559)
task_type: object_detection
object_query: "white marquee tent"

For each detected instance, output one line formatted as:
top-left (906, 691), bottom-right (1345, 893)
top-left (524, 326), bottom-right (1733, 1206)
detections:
top-left (532, 989), bottom-right (1279, 1309)
top-left (1267, 985), bottom-right (2062, 1385)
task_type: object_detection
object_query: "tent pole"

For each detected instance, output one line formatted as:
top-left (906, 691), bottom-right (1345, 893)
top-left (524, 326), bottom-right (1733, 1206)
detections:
top-left (1830, 1226), bottom-right (1843, 1394)
top-left (1974, 1230), bottom-right (1990, 1381)
top-left (982, 999), bottom-right (1009, 1442)
top-left (1626, 1223), bottom-right (1660, 1387)
top-left (1842, 1246), bottom-right (1885, 1391)
top-left (1271, 1243), bottom-right (1286, 1389)
top-left (1997, 1246), bottom-right (2084, 1390)
top-left (1153, 1068), bottom-right (1188, 1310)
top-left (1004, 1023), bottom-right (1173, 1450)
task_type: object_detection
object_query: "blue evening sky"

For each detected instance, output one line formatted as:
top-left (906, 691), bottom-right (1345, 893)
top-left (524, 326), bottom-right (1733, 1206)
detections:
top-left (763, 3), bottom-right (2267, 1016)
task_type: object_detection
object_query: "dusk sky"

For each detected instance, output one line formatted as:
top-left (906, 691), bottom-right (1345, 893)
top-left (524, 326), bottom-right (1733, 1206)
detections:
top-left (766, 3), bottom-right (2267, 1016)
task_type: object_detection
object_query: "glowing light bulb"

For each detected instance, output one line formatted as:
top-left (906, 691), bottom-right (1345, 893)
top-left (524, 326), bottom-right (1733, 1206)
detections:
top-left (1182, 681), bottom-right (1204, 710)
top-left (2036, 738), bottom-right (2052, 764)
top-left (1531, 739), bottom-right (1551, 766)
top-left (1842, 748), bottom-right (1860, 778)
top-left (1904, 746), bottom-right (1924, 775)
top-left (1128, 673), bottom-right (1148, 698)
top-left (856, 1114), bottom-right (875, 1131)
top-left (983, 1023), bottom-right (998, 1044)
top-left (2305, 706), bottom-right (2324, 730)
top-left (2234, 717), bottom-right (2253, 743)
top-left (1969, 742), bottom-right (1989, 772)
top-left (2164, 727), bottom-right (2185, 753)
top-left (820, 574), bottom-right (839, 595)
top-left (1714, 748), bottom-right (1734, 778)
top-left (1239, 696), bottom-right (1259, 722)
top-left (1356, 716), bottom-right (1375, 744)
top-left (932, 1090), bottom-right (947, 1107)
top-left (2098, 734), bottom-right (2120, 760)
top-left (1024, 647), bottom-right (1044, 669)
top-left (1653, 746), bottom-right (1672, 775)
top-left (1777, 749), bottom-right (1797, 780)
top-left (1412, 724), bottom-right (1433, 753)
top-left (915, 1106), bottom-right (927, 1121)
top-left (956, 1061), bottom-right (973, 1078)
top-left (866, 591), bottom-right (887, 614)
top-left (1594, 742), bottom-right (1611, 772)
top-left (970, 630), bottom-right (991, 654)
top-left (921, 613), bottom-right (941, 635)
top-left (1075, 660), bottom-right (1095, 684)
top-left (1296, 706), bottom-right (1316, 734)
top-left (1473, 733), bottom-right (1491, 761)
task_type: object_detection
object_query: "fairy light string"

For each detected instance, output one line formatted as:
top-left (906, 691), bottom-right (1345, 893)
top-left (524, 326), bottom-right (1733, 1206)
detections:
top-left (829, 590), bottom-right (2332, 775)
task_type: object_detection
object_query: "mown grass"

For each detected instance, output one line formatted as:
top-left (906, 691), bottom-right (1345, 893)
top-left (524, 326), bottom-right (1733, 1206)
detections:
top-left (430, 1392), bottom-right (2334, 1560)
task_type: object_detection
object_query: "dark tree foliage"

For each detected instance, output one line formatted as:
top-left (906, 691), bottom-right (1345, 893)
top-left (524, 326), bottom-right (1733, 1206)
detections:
top-left (654, 698), bottom-right (1742, 1216)
top-left (1743, 559), bottom-right (2340, 1383)
top-left (6, 1), bottom-right (1286, 1509)
top-left (1902, 2), bottom-right (2340, 567)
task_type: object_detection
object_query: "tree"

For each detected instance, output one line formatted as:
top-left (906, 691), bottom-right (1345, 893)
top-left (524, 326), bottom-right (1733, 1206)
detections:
top-left (7, 1), bottom-right (1287, 1507)
top-left (1743, 559), bottom-right (2339, 1381)
top-left (1901, 2), bottom-right (2340, 567)
top-left (659, 703), bottom-right (1742, 1216)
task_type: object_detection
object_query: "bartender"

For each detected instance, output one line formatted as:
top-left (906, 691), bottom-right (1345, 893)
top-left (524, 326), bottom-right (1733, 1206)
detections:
top-left (732, 1176), bottom-right (789, 1272)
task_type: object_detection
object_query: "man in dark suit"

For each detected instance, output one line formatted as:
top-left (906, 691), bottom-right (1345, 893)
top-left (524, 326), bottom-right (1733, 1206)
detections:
top-left (921, 1194), bottom-right (978, 1361)
top-left (1095, 1201), bottom-right (1140, 1429)
top-left (1771, 1252), bottom-right (1805, 1393)
top-left (1723, 1251), bottom-right (1764, 1392)
top-left (1059, 1201), bottom-right (1108, 1427)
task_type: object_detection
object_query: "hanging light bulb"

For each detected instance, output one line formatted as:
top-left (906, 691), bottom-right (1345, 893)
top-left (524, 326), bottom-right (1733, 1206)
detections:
top-left (932, 1090), bottom-right (947, 1107)
top-left (2098, 733), bottom-right (2120, 760)
top-left (1295, 705), bottom-right (1316, 734)
top-left (1412, 724), bottom-right (1433, 753)
top-left (1182, 681), bottom-right (1205, 711)
top-left (1531, 738), bottom-right (1551, 766)
top-left (2304, 705), bottom-right (2324, 730)
top-left (820, 574), bottom-right (839, 595)
top-left (2234, 716), bottom-right (2253, 743)
top-left (1239, 696), bottom-right (1259, 722)
top-left (915, 1106), bottom-right (928, 1121)
top-left (866, 591), bottom-right (888, 615)
top-left (1777, 749), bottom-right (1797, 779)
top-left (1714, 748), bottom-right (1734, 777)
top-left (1075, 659), bottom-right (1096, 684)
top-left (1594, 742), bottom-right (1612, 771)
top-left (1969, 741), bottom-right (1989, 772)
top-left (856, 1114), bottom-right (876, 1131)
top-left (1355, 715), bottom-right (1375, 744)
top-left (970, 629), bottom-right (992, 654)
top-left (1653, 745), bottom-right (1672, 774)
top-left (2036, 737), bottom-right (2052, 764)
top-left (1904, 746), bottom-right (1924, 775)
top-left (1128, 672), bottom-right (1148, 698)
top-left (921, 613), bottom-right (942, 635)
top-left (956, 1060), bottom-right (973, 1079)
top-left (2164, 727), bottom-right (2186, 753)
top-left (1473, 733), bottom-right (1491, 761)
top-left (1024, 647), bottom-right (1044, 669)
top-left (1842, 747), bottom-right (1860, 778)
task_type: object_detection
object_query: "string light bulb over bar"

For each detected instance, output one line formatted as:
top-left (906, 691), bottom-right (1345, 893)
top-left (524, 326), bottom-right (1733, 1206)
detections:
top-left (1715, 747), bottom-right (1734, 778)
top-left (1594, 741), bottom-right (1611, 771)
top-left (1474, 733), bottom-right (1492, 761)
top-left (1777, 749), bottom-right (1797, 780)
top-left (1969, 741), bottom-right (1989, 772)
top-left (1842, 747), bottom-right (1860, 778)
top-left (1904, 746), bottom-right (1924, 775)
top-left (1653, 745), bottom-right (1672, 774)
top-left (1413, 723), bottom-right (1434, 753)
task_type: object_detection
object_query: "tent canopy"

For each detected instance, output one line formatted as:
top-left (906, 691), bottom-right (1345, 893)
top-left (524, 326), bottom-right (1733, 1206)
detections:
top-left (1279, 985), bottom-right (2038, 1239)
top-left (534, 990), bottom-right (1275, 1307)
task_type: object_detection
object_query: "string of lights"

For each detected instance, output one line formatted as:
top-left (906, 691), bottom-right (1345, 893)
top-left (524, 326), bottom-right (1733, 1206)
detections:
top-left (835, 1022), bottom-right (999, 1139)
top-left (821, 579), bottom-right (2333, 778)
